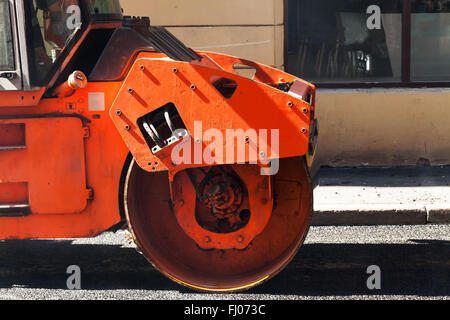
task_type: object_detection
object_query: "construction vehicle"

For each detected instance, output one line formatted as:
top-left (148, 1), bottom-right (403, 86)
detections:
top-left (0, 0), bottom-right (318, 292)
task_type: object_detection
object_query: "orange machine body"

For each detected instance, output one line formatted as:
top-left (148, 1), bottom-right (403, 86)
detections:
top-left (0, 81), bottom-right (127, 239)
top-left (0, 31), bottom-right (315, 242)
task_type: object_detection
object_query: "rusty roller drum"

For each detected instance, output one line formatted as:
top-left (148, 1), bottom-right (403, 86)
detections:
top-left (123, 156), bottom-right (312, 292)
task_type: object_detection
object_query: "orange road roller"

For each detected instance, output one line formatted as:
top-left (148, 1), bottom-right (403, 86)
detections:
top-left (0, 0), bottom-right (318, 291)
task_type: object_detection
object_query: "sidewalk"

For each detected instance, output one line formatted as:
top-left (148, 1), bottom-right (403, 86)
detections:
top-left (311, 166), bottom-right (450, 226)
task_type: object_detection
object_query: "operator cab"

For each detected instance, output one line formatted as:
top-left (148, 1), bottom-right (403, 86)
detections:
top-left (0, 0), bottom-right (122, 94)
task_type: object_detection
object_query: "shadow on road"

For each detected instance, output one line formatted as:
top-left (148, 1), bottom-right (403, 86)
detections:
top-left (0, 238), bottom-right (448, 297)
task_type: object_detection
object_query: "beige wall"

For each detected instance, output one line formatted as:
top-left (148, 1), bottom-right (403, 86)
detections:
top-left (121, 0), bottom-right (284, 69)
top-left (121, 1), bottom-right (450, 168)
top-left (121, 0), bottom-right (283, 26)
top-left (313, 89), bottom-right (450, 168)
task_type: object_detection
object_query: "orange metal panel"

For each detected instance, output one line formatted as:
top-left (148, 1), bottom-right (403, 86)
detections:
top-left (0, 81), bottom-right (128, 239)
top-left (0, 89), bottom-right (46, 108)
top-left (0, 123), bottom-right (26, 150)
top-left (110, 52), bottom-right (315, 178)
top-left (0, 182), bottom-right (28, 204)
top-left (0, 118), bottom-right (88, 215)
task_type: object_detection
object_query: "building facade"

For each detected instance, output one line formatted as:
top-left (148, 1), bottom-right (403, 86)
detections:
top-left (122, 0), bottom-right (450, 168)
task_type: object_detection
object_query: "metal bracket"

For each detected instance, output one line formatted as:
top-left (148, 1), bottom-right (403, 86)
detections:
top-left (149, 127), bottom-right (189, 154)
top-left (83, 127), bottom-right (90, 139)
top-left (86, 188), bottom-right (94, 200)
top-left (138, 104), bottom-right (189, 154)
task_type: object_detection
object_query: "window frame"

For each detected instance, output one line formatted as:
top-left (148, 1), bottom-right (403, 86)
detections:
top-left (24, 0), bottom-right (91, 87)
top-left (0, 0), bottom-right (26, 91)
top-left (284, 0), bottom-right (450, 88)
top-left (0, 0), bottom-right (15, 72)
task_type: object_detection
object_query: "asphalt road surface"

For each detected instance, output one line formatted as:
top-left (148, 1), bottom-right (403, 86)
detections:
top-left (0, 225), bottom-right (448, 300)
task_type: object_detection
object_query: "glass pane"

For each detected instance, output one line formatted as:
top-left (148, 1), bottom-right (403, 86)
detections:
top-left (411, 0), bottom-right (450, 81)
top-left (287, 0), bottom-right (402, 83)
top-left (88, 0), bottom-right (122, 21)
top-left (0, 0), bottom-right (15, 71)
top-left (26, 0), bottom-right (82, 84)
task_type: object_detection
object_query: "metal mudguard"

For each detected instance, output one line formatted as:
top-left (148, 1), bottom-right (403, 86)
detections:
top-left (110, 51), bottom-right (316, 179)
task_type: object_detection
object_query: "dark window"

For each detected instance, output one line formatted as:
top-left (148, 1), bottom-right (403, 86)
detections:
top-left (25, 0), bottom-right (82, 84)
top-left (411, 0), bottom-right (450, 81)
top-left (287, 0), bottom-right (450, 86)
top-left (88, 0), bottom-right (122, 21)
top-left (0, 0), bottom-right (15, 71)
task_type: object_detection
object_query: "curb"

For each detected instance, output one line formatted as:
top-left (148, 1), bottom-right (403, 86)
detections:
top-left (427, 207), bottom-right (450, 224)
top-left (310, 206), bottom-right (450, 226)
